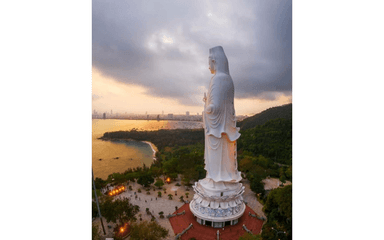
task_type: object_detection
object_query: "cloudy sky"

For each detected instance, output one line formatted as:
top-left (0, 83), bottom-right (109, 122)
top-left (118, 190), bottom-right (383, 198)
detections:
top-left (92, 0), bottom-right (292, 116)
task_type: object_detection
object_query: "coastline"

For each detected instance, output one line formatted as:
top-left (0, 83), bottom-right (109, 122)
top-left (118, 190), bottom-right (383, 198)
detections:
top-left (142, 141), bottom-right (158, 159)
top-left (99, 136), bottom-right (158, 160)
top-left (94, 121), bottom-right (203, 180)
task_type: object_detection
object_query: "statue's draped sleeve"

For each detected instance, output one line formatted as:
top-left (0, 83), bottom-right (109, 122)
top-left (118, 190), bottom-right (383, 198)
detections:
top-left (204, 73), bottom-right (240, 142)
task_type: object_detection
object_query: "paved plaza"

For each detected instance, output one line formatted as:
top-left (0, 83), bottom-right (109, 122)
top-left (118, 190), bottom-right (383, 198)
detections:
top-left (93, 177), bottom-right (277, 239)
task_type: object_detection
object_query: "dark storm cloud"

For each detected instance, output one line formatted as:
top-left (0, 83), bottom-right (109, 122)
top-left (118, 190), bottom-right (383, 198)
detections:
top-left (93, 0), bottom-right (292, 105)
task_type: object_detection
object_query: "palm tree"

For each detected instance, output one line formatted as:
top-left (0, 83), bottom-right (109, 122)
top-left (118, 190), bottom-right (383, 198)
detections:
top-left (134, 205), bottom-right (140, 212)
top-left (168, 194), bottom-right (173, 200)
top-left (185, 192), bottom-right (189, 198)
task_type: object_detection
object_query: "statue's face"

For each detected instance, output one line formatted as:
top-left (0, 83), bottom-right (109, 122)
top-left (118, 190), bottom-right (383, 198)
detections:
top-left (208, 54), bottom-right (215, 74)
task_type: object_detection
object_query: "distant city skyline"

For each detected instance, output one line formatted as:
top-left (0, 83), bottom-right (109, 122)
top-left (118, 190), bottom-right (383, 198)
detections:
top-left (92, 109), bottom-right (250, 122)
top-left (92, 109), bottom-right (250, 116)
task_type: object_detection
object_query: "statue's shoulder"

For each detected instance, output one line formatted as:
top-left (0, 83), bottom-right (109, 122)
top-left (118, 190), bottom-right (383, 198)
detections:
top-left (212, 72), bottom-right (230, 82)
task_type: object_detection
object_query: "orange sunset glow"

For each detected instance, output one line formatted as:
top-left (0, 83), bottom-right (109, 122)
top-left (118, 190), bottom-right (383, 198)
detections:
top-left (92, 67), bottom-right (291, 116)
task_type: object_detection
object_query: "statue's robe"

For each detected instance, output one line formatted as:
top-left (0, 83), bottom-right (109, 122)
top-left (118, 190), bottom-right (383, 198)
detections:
top-left (203, 72), bottom-right (242, 183)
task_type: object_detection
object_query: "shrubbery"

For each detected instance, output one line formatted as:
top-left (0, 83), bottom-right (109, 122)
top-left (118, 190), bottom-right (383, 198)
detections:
top-left (238, 118), bottom-right (292, 166)
top-left (261, 185), bottom-right (292, 240)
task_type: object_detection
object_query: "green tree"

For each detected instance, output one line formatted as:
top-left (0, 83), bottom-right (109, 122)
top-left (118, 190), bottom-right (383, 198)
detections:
top-left (92, 189), bottom-right (102, 200)
top-left (261, 185), bottom-right (292, 240)
top-left (137, 174), bottom-right (154, 188)
top-left (169, 172), bottom-right (178, 180)
top-left (124, 172), bottom-right (138, 183)
top-left (162, 157), bottom-right (179, 175)
top-left (195, 164), bottom-right (206, 180)
top-left (158, 191), bottom-right (162, 197)
top-left (168, 194), bottom-right (173, 200)
top-left (279, 167), bottom-right (287, 183)
top-left (92, 223), bottom-right (102, 240)
top-left (255, 155), bottom-right (270, 169)
top-left (279, 173), bottom-right (287, 184)
top-left (107, 172), bottom-right (126, 184)
top-left (154, 179), bottom-right (164, 189)
top-left (285, 165), bottom-right (292, 181)
top-left (101, 197), bottom-right (139, 225)
top-left (94, 177), bottom-right (106, 189)
top-left (261, 223), bottom-right (287, 240)
top-left (181, 175), bottom-right (191, 187)
top-left (250, 176), bottom-right (265, 197)
top-left (150, 166), bottom-right (162, 177)
top-left (92, 201), bottom-right (99, 219)
top-left (238, 156), bottom-right (254, 173)
top-left (129, 221), bottom-right (169, 240)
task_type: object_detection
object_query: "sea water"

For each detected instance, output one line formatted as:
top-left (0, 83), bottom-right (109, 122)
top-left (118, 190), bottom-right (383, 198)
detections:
top-left (92, 119), bottom-right (202, 179)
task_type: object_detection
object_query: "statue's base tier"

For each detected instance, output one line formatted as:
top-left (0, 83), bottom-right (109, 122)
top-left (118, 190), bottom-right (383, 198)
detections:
top-left (189, 179), bottom-right (245, 227)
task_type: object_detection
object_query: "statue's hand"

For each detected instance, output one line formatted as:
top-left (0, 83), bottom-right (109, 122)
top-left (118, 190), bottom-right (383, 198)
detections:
top-left (206, 104), bottom-right (213, 114)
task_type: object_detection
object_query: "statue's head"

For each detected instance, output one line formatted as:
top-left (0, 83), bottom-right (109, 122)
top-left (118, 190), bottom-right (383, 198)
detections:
top-left (209, 46), bottom-right (229, 75)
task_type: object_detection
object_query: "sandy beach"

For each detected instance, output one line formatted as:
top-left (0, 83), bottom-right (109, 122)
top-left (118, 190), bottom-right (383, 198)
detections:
top-left (142, 141), bottom-right (158, 159)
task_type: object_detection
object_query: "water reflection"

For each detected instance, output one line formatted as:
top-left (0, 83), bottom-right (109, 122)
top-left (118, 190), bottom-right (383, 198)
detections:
top-left (92, 119), bottom-right (202, 179)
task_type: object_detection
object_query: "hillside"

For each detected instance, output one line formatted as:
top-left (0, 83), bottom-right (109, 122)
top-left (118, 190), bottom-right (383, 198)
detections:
top-left (238, 118), bottom-right (292, 165)
top-left (100, 128), bottom-right (204, 151)
top-left (237, 103), bottom-right (292, 131)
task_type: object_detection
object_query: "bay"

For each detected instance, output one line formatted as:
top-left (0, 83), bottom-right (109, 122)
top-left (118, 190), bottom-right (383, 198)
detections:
top-left (92, 119), bottom-right (203, 179)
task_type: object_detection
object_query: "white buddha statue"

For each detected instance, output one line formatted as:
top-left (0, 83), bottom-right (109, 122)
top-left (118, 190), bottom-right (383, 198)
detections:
top-left (202, 46), bottom-right (242, 187)
top-left (190, 47), bottom-right (245, 225)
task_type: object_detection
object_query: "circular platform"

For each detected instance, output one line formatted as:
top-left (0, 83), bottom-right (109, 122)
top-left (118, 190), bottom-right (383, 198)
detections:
top-left (189, 179), bottom-right (246, 228)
